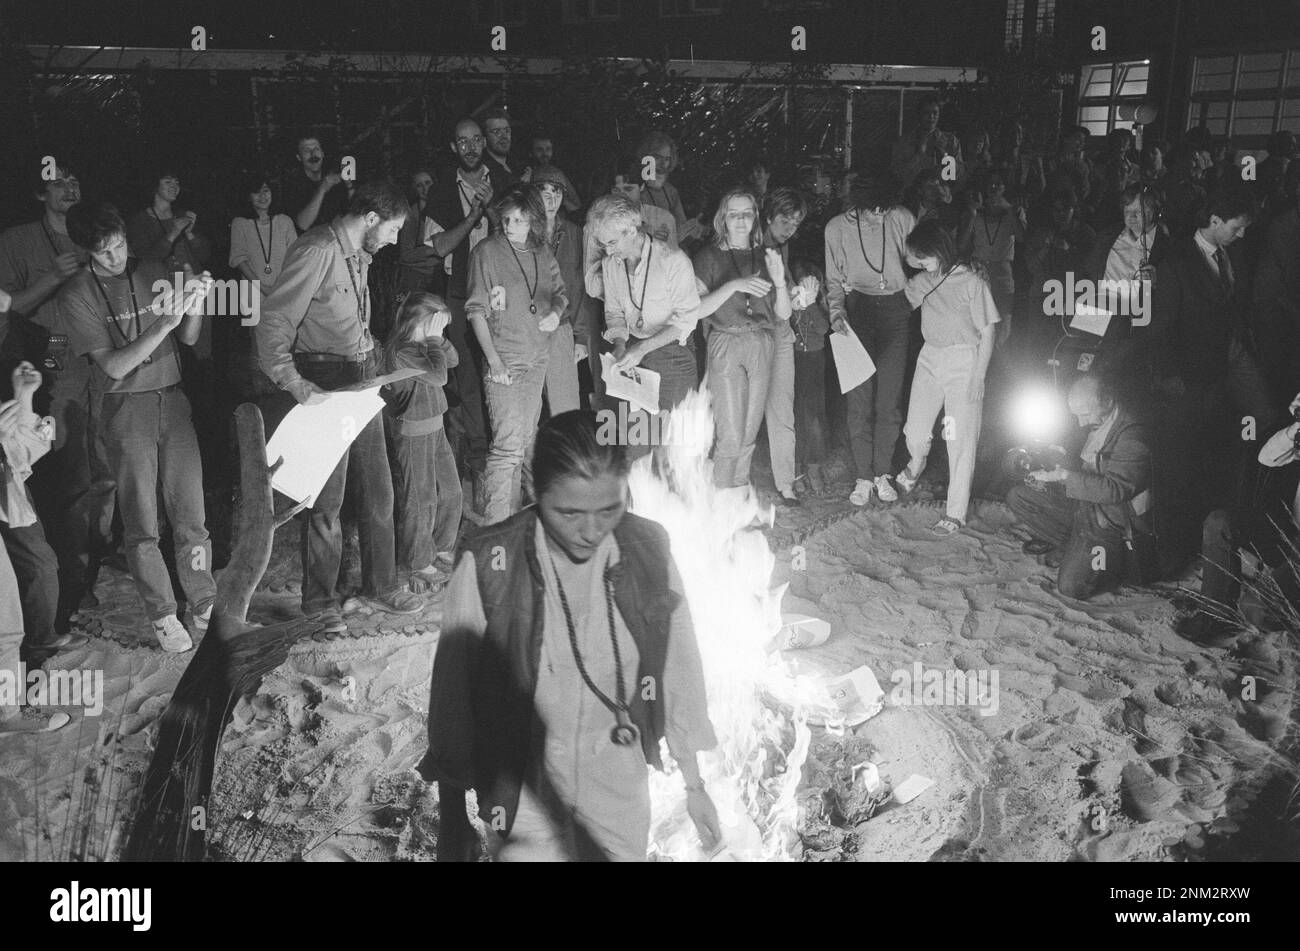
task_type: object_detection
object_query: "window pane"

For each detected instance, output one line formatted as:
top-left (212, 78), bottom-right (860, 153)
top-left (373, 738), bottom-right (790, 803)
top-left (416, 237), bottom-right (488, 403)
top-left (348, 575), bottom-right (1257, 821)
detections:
top-left (1233, 99), bottom-right (1277, 136)
top-left (1287, 50), bottom-right (1300, 87)
top-left (1117, 62), bottom-right (1149, 97)
top-left (1239, 52), bottom-right (1283, 90)
top-left (1080, 65), bottom-right (1114, 98)
top-left (1194, 55), bottom-right (1235, 93)
top-left (1283, 98), bottom-right (1300, 121)
top-left (1077, 105), bottom-right (1109, 123)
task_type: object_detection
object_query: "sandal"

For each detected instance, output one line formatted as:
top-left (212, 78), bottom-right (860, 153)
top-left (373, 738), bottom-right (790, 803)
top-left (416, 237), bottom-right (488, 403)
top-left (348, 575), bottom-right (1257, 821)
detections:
top-left (930, 516), bottom-right (964, 537)
top-left (1022, 538), bottom-right (1054, 555)
top-left (895, 468), bottom-right (919, 493)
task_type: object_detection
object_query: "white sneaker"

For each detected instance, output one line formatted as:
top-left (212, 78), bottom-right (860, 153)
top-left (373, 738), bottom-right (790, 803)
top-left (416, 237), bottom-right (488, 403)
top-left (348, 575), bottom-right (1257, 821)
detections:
top-left (849, 479), bottom-right (874, 506)
top-left (153, 615), bottom-right (194, 653)
top-left (895, 468), bottom-right (919, 493)
top-left (874, 475), bottom-right (899, 503)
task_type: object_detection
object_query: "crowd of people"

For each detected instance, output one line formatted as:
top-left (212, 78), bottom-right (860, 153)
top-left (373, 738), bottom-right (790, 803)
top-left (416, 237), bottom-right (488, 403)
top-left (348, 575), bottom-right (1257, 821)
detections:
top-left (2, 95), bottom-right (1298, 757)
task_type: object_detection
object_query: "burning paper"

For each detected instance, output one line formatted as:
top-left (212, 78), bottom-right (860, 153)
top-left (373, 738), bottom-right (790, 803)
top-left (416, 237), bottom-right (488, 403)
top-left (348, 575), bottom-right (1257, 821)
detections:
top-left (601, 353), bottom-right (661, 414)
top-left (819, 666), bottom-right (886, 728)
top-left (629, 387), bottom-right (834, 861)
top-left (775, 614), bottom-right (832, 651)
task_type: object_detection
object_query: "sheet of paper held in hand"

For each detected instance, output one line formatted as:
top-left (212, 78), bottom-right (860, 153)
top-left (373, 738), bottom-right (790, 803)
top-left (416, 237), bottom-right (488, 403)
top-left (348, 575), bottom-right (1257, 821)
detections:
top-left (601, 353), bottom-right (661, 414)
top-left (265, 368), bottom-right (424, 504)
top-left (829, 326), bottom-right (877, 393)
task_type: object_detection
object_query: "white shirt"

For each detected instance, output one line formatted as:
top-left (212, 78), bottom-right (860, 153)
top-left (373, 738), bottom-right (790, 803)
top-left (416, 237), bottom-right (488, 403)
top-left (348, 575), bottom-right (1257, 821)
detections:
top-left (1103, 225), bottom-right (1159, 283)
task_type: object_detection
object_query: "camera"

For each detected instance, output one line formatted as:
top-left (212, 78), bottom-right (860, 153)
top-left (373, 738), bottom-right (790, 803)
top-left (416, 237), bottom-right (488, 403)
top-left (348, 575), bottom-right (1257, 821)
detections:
top-left (1003, 443), bottom-right (1068, 490)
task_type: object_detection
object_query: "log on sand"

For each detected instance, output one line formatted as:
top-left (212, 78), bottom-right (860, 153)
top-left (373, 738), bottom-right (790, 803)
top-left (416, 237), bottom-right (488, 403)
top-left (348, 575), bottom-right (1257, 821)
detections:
top-left (124, 403), bottom-right (317, 862)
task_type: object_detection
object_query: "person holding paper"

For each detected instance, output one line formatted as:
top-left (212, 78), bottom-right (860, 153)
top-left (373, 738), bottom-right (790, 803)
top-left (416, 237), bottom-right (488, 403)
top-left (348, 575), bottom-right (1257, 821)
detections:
top-left (256, 181), bottom-right (423, 636)
top-left (61, 201), bottom-right (217, 651)
top-left (895, 220), bottom-right (999, 537)
top-left (586, 193), bottom-right (702, 460)
top-left (466, 185), bottom-right (568, 525)
top-left (825, 172), bottom-right (916, 506)
top-left (694, 188), bottom-right (792, 491)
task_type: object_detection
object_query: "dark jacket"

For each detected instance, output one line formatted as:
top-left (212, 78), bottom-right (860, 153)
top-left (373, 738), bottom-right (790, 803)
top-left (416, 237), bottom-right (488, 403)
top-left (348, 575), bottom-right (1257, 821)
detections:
top-left (417, 508), bottom-right (679, 836)
top-left (1148, 235), bottom-right (1243, 389)
top-left (1064, 407), bottom-right (1152, 538)
top-left (427, 164), bottom-right (510, 300)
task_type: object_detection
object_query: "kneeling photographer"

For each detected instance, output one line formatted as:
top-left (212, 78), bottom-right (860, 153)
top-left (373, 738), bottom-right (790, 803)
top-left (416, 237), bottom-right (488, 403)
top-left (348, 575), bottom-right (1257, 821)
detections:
top-left (1006, 375), bottom-right (1154, 600)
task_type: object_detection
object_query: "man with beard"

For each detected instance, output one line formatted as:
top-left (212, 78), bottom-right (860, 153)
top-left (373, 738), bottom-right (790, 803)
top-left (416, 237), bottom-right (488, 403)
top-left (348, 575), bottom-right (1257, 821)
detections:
top-left (427, 117), bottom-right (509, 511)
top-left (1006, 374), bottom-right (1153, 599)
top-left (0, 161), bottom-right (116, 636)
top-left (482, 108), bottom-right (521, 183)
top-left (256, 181), bottom-right (422, 635)
top-left (282, 135), bottom-right (354, 234)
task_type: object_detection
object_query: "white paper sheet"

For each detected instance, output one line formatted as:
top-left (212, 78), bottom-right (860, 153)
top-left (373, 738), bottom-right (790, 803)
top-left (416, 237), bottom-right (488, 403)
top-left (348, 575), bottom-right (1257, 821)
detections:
top-left (1068, 304), bottom-right (1113, 338)
top-left (601, 353), bottom-right (662, 414)
top-left (829, 326), bottom-right (877, 393)
top-left (265, 388), bottom-right (387, 504)
top-left (822, 665), bottom-right (885, 727)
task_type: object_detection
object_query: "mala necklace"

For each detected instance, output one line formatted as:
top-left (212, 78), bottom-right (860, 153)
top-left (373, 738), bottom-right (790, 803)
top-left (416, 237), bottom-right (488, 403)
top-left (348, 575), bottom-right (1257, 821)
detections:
top-left (329, 225), bottom-right (372, 347)
top-left (855, 210), bottom-right (889, 290)
top-left (551, 561), bottom-right (638, 746)
top-left (726, 244), bottom-right (759, 318)
top-left (624, 237), bottom-right (653, 332)
top-left (252, 215), bottom-right (274, 275)
top-left (505, 238), bottom-right (540, 315)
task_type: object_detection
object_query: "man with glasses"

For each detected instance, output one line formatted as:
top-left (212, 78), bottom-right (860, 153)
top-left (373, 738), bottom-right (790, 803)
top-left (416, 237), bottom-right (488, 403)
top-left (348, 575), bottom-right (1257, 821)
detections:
top-left (482, 108), bottom-right (521, 184)
top-left (426, 118), bottom-right (509, 510)
top-left (586, 194), bottom-right (701, 458)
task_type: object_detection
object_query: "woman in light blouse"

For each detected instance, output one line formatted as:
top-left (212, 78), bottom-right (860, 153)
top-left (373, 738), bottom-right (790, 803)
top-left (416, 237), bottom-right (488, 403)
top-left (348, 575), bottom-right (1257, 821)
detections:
top-left (229, 173), bottom-right (297, 292)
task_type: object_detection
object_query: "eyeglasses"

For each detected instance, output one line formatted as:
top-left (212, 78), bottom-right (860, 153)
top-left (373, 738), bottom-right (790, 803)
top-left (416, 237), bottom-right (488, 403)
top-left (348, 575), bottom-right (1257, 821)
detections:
top-left (455, 136), bottom-right (485, 151)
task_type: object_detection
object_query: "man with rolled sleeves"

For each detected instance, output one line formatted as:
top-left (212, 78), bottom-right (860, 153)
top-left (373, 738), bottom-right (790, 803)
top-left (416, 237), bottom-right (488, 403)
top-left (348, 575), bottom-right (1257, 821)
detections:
top-left (256, 181), bottom-right (422, 634)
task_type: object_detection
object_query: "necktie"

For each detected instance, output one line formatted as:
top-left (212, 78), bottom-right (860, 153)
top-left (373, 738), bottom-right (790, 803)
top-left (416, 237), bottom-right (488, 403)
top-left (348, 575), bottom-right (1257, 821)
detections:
top-left (1213, 247), bottom-right (1232, 295)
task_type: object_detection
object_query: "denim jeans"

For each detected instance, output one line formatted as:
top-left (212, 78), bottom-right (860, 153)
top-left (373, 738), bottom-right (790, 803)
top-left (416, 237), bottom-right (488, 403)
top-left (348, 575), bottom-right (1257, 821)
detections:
top-left (26, 348), bottom-right (116, 630)
top-left (765, 323), bottom-right (797, 493)
top-left (707, 328), bottom-right (775, 488)
top-left (295, 354), bottom-right (399, 614)
top-left (101, 386), bottom-right (216, 621)
top-left (544, 322), bottom-right (580, 415)
top-left (483, 352), bottom-right (549, 525)
top-left (0, 520), bottom-right (59, 662)
top-left (390, 420), bottom-right (463, 572)
top-left (845, 291), bottom-right (912, 480)
top-left (793, 348), bottom-right (827, 466)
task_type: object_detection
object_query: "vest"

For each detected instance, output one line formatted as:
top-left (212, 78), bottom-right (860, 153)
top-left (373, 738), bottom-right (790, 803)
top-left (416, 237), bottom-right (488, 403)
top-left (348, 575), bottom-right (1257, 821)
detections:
top-left (419, 507), bottom-right (679, 836)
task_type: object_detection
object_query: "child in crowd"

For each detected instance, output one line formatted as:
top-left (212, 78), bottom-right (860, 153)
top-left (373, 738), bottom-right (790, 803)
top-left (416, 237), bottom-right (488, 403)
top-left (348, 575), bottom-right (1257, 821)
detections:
top-left (789, 260), bottom-right (831, 496)
top-left (383, 292), bottom-right (462, 593)
top-left (896, 220), bottom-right (999, 537)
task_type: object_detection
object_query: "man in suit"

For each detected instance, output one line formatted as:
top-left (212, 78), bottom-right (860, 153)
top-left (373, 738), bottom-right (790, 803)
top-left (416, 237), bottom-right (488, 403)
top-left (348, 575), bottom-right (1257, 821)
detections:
top-left (1147, 185), bottom-right (1259, 569)
top-left (1006, 374), bottom-right (1152, 600)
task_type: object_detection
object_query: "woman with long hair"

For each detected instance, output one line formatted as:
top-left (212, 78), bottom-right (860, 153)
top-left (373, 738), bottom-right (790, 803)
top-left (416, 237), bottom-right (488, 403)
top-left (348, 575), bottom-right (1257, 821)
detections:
top-left (693, 187), bottom-right (792, 491)
top-left (466, 184), bottom-right (568, 524)
top-left (229, 172), bottom-right (297, 292)
top-left (532, 165), bottom-right (591, 414)
top-left (382, 291), bottom-right (461, 592)
top-left (421, 409), bottom-right (720, 861)
top-left (895, 220), bottom-right (999, 536)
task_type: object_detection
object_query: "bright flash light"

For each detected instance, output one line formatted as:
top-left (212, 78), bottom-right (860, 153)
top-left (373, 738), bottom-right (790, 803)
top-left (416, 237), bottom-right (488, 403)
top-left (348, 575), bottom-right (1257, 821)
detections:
top-left (1010, 383), bottom-right (1066, 445)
